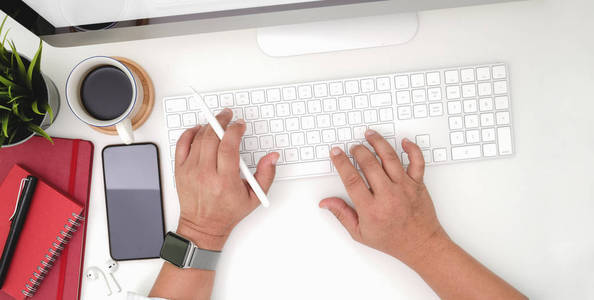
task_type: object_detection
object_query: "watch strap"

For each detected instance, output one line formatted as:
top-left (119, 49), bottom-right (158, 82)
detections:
top-left (188, 247), bottom-right (221, 271)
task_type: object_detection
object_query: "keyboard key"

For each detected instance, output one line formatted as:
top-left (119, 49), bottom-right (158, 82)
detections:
top-left (337, 127), bottom-right (352, 141)
top-left (322, 129), bottom-right (337, 143)
top-left (422, 150), bottom-right (432, 163)
top-left (291, 132), bottom-right (305, 146)
top-left (427, 88), bottom-right (442, 101)
top-left (447, 101), bottom-right (462, 114)
top-left (364, 109), bottom-right (379, 123)
top-left (497, 127), bottom-right (513, 155)
top-left (314, 84), bottom-right (328, 98)
top-left (300, 147), bottom-right (315, 160)
top-left (369, 124), bottom-right (395, 136)
top-left (284, 148), bottom-right (299, 162)
top-left (348, 111), bottom-right (363, 124)
top-left (464, 114), bottom-right (479, 128)
top-left (495, 96), bottom-right (510, 110)
top-left (396, 91), bottom-right (411, 105)
top-left (261, 104), bottom-right (275, 118)
top-left (275, 134), bottom-right (290, 147)
top-left (338, 97), bottom-right (353, 110)
top-left (426, 72), bottom-right (441, 86)
top-left (444, 70), bottom-right (460, 84)
top-left (251, 90), bottom-right (266, 104)
top-left (483, 143), bottom-right (497, 157)
top-left (301, 116), bottom-right (315, 129)
top-left (282, 87), bottom-right (297, 100)
top-left (254, 120), bottom-right (269, 134)
top-left (292, 101), bottom-right (306, 115)
top-left (323, 98), bottom-right (338, 112)
top-left (451, 145), bottom-right (481, 160)
top-left (397, 106), bottom-right (412, 120)
top-left (167, 114), bottom-right (181, 128)
top-left (165, 98), bottom-right (187, 113)
top-left (276, 103), bottom-right (291, 117)
top-left (450, 132), bottom-right (465, 145)
top-left (182, 113), bottom-right (196, 127)
top-left (463, 99), bottom-right (478, 113)
top-left (461, 68), bottom-right (475, 82)
top-left (345, 80), bottom-right (360, 94)
top-left (231, 108), bottom-right (243, 121)
top-left (353, 126), bottom-right (367, 139)
top-left (316, 145), bottom-right (330, 159)
top-left (492, 65), bottom-right (507, 79)
top-left (415, 134), bottom-right (430, 148)
top-left (332, 113), bottom-right (347, 126)
top-left (376, 77), bottom-right (391, 91)
top-left (204, 95), bottom-right (218, 108)
top-left (496, 111), bottom-right (510, 125)
top-left (479, 98), bottom-right (494, 111)
top-left (370, 93), bottom-right (392, 107)
top-left (446, 86), bottom-right (461, 99)
top-left (493, 81), bottom-right (508, 94)
top-left (413, 105), bottom-right (428, 118)
top-left (245, 123), bottom-right (253, 135)
top-left (245, 106), bottom-right (259, 120)
top-left (394, 75), bottom-right (409, 89)
top-left (168, 129), bottom-right (185, 143)
top-left (298, 85), bottom-right (313, 99)
top-left (410, 73), bottom-right (425, 88)
top-left (476, 67), bottom-right (491, 81)
top-left (449, 116), bottom-right (463, 130)
top-left (466, 130), bottom-right (480, 143)
top-left (188, 96), bottom-right (200, 110)
top-left (270, 119), bottom-right (284, 133)
top-left (354, 95), bottom-right (369, 109)
top-left (267, 88), bottom-right (281, 102)
top-left (306, 131), bottom-right (321, 145)
top-left (260, 135), bottom-right (274, 149)
top-left (254, 151), bottom-right (267, 164)
top-left (480, 113), bottom-right (495, 126)
top-left (433, 148), bottom-right (447, 162)
top-left (379, 108), bottom-right (394, 122)
top-left (275, 161), bottom-right (331, 178)
top-left (478, 82), bottom-right (492, 96)
top-left (236, 92), bottom-right (250, 105)
top-left (361, 79), bottom-right (375, 92)
top-left (244, 137), bottom-right (259, 150)
top-left (286, 118), bottom-right (299, 131)
top-left (462, 84), bottom-right (476, 98)
top-left (316, 114), bottom-right (331, 128)
top-left (329, 82), bottom-right (344, 96)
top-left (412, 89), bottom-right (427, 103)
top-left (220, 93), bottom-right (234, 107)
top-left (307, 100), bottom-right (322, 113)
top-left (481, 128), bottom-right (496, 142)
top-left (241, 153), bottom-right (254, 166)
top-left (401, 152), bottom-right (410, 165)
top-left (429, 103), bottom-right (443, 117)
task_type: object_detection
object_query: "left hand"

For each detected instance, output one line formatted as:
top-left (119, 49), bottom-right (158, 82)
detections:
top-left (174, 108), bottom-right (279, 250)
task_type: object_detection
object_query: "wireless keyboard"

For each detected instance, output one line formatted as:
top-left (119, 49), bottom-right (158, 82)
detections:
top-left (163, 63), bottom-right (514, 180)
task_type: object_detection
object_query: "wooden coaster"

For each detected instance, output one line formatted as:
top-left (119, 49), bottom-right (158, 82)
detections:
top-left (90, 57), bottom-right (155, 135)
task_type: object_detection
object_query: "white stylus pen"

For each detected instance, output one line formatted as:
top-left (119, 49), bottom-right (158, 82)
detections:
top-left (190, 87), bottom-right (270, 207)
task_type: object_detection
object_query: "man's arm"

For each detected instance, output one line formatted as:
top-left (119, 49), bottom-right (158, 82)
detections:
top-left (320, 130), bottom-right (526, 300)
top-left (149, 108), bottom-right (278, 300)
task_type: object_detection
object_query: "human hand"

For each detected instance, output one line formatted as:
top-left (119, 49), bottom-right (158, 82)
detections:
top-left (320, 130), bottom-right (448, 265)
top-left (174, 108), bottom-right (279, 250)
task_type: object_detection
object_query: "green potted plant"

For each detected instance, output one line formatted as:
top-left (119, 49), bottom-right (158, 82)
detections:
top-left (0, 16), bottom-right (59, 147)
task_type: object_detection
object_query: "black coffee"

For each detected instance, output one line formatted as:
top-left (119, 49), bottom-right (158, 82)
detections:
top-left (81, 66), bottom-right (133, 121)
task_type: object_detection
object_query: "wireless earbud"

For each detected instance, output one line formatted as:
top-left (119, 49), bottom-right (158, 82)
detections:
top-left (85, 266), bottom-right (112, 296)
top-left (104, 259), bottom-right (122, 293)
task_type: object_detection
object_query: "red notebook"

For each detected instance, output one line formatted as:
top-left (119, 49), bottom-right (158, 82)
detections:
top-left (0, 137), bottom-right (94, 300)
top-left (0, 165), bottom-right (84, 299)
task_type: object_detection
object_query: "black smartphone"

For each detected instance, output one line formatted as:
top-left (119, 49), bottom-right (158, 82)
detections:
top-left (102, 143), bottom-right (165, 260)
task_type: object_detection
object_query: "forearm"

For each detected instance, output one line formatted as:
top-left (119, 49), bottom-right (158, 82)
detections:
top-left (149, 222), bottom-right (227, 300)
top-left (404, 229), bottom-right (527, 300)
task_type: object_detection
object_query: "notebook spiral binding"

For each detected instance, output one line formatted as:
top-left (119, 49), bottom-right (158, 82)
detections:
top-left (21, 212), bottom-right (85, 298)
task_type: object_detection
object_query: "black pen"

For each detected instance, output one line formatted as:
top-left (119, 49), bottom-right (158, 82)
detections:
top-left (0, 175), bottom-right (37, 288)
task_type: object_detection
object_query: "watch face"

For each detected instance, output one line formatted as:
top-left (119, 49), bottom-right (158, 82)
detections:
top-left (161, 232), bottom-right (190, 268)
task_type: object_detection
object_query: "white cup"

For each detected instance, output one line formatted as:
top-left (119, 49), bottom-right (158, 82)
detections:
top-left (66, 56), bottom-right (143, 144)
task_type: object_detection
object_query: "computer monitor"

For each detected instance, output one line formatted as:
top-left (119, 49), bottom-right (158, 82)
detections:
top-left (1, 0), bottom-right (520, 53)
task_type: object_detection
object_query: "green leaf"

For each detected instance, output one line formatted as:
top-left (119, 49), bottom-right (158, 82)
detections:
top-left (8, 127), bottom-right (17, 144)
top-left (0, 73), bottom-right (17, 89)
top-left (8, 41), bottom-right (27, 87)
top-left (0, 104), bottom-right (10, 111)
top-left (31, 100), bottom-right (44, 115)
top-left (43, 102), bottom-right (53, 122)
top-left (0, 134), bottom-right (5, 146)
top-left (27, 123), bottom-right (52, 143)
top-left (12, 102), bottom-right (32, 122)
top-left (26, 39), bottom-right (42, 90)
top-left (1, 112), bottom-right (8, 137)
top-left (8, 95), bottom-right (24, 103)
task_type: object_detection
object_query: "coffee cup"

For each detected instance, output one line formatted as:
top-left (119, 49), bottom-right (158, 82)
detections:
top-left (66, 56), bottom-right (143, 144)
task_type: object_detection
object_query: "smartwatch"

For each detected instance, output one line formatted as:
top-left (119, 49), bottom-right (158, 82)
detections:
top-left (159, 231), bottom-right (221, 271)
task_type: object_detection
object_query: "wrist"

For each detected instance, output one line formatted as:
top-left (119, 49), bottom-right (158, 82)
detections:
top-left (177, 219), bottom-right (228, 251)
top-left (398, 227), bottom-right (454, 270)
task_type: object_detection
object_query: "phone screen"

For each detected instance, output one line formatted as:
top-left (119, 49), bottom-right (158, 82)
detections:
top-left (102, 143), bottom-right (165, 260)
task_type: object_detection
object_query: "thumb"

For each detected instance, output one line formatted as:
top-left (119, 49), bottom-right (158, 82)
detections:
top-left (319, 197), bottom-right (360, 241)
top-left (250, 152), bottom-right (280, 199)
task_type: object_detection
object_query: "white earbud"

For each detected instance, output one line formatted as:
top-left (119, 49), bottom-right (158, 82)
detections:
top-left (85, 267), bottom-right (112, 296)
top-left (104, 259), bottom-right (122, 293)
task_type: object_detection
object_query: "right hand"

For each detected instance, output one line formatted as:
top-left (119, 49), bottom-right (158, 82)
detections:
top-left (320, 129), bottom-right (448, 265)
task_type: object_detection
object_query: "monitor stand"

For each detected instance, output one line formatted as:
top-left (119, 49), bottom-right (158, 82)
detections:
top-left (257, 13), bottom-right (418, 57)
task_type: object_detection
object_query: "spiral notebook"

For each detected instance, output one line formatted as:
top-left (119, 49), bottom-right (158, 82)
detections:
top-left (0, 165), bottom-right (84, 299)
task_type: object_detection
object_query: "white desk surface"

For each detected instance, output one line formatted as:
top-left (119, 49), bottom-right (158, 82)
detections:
top-left (3, 0), bottom-right (594, 299)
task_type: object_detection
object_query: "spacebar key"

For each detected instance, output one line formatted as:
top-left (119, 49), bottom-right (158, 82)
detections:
top-left (275, 161), bottom-right (332, 179)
